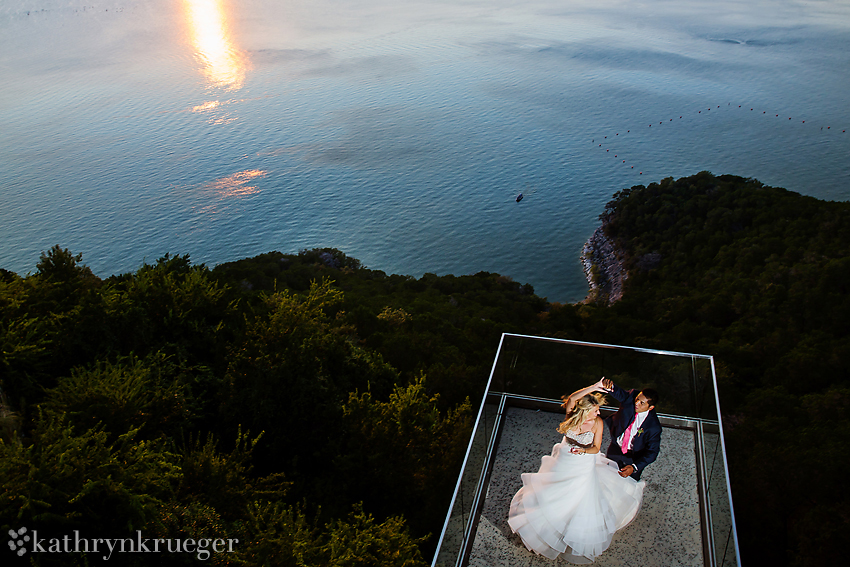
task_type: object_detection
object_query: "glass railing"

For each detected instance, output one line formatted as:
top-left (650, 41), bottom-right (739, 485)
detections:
top-left (430, 398), bottom-right (501, 565)
top-left (490, 334), bottom-right (718, 420)
top-left (432, 334), bottom-right (740, 567)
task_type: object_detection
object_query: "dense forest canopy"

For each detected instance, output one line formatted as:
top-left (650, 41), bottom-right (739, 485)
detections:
top-left (2, 172), bottom-right (848, 565)
top-left (0, 245), bottom-right (546, 566)
top-left (587, 173), bottom-right (850, 566)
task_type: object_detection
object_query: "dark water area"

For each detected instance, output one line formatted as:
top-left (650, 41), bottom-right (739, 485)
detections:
top-left (2, 0), bottom-right (849, 302)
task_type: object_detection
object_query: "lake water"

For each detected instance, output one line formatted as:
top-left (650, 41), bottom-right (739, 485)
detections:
top-left (2, 0), bottom-right (849, 302)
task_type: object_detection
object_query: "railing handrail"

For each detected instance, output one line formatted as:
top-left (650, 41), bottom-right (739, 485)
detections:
top-left (710, 356), bottom-right (742, 565)
top-left (500, 332), bottom-right (715, 359)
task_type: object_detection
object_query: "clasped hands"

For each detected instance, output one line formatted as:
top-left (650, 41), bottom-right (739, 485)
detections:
top-left (594, 378), bottom-right (633, 477)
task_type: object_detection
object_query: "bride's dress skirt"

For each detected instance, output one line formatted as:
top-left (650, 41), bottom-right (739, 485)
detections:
top-left (507, 436), bottom-right (645, 563)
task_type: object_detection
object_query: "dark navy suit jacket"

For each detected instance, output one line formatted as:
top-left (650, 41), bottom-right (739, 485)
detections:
top-left (603, 383), bottom-right (661, 480)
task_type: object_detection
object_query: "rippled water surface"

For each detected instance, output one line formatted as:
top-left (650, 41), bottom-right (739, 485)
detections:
top-left (2, 0), bottom-right (849, 301)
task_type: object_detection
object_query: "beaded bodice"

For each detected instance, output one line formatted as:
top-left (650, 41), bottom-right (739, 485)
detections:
top-left (564, 430), bottom-right (594, 446)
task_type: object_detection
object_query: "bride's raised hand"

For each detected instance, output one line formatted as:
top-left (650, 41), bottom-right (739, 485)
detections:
top-left (593, 377), bottom-right (609, 392)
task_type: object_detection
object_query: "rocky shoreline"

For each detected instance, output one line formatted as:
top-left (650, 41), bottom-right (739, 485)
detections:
top-left (581, 223), bottom-right (628, 304)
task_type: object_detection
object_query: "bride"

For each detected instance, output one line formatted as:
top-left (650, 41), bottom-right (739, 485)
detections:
top-left (507, 378), bottom-right (645, 563)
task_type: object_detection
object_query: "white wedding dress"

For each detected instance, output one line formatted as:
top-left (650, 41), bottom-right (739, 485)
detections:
top-left (507, 430), bottom-right (645, 563)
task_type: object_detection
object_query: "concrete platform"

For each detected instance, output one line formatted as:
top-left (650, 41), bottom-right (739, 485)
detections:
top-left (468, 407), bottom-right (703, 566)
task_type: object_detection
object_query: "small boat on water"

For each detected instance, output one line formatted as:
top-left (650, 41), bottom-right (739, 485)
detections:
top-left (516, 193), bottom-right (523, 202)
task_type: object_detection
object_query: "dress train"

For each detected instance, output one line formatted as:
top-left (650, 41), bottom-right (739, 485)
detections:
top-left (507, 431), bottom-right (644, 563)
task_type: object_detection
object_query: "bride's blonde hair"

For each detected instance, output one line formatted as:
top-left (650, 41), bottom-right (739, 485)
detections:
top-left (557, 392), bottom-right (605, 435)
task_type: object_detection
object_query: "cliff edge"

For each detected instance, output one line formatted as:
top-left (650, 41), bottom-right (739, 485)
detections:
top-left (581, 223), bottom-right (627, 304)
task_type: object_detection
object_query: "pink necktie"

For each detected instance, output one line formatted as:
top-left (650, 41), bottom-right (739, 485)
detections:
top-left (621, 414), bottom-right (637, 453)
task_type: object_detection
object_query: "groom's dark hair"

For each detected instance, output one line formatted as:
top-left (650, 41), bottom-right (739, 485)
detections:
top-left (641, 388), bottom-right (660, 408)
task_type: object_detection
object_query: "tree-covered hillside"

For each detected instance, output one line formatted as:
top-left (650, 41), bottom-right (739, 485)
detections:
top-left (2, 172), bottom-right (847, 566)
top-left (566, 172), bottom-right (850, 566)
top-left (0, 247), bottom-right (548, 566)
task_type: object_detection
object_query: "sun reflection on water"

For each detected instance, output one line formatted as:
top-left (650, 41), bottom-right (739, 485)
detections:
top-left (204, 169), bottom-right (267, 198)
top-left (192, 101), bottom-right (221, 112)
top-left (183, 0), bottom-right (247, 90)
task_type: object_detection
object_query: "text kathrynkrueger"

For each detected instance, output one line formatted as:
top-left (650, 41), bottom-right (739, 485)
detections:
top-left (27, 530), bottom-right (238, 560)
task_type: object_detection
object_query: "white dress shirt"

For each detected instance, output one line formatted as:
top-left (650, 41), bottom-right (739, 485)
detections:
top-left (616, 410), bottom-right (649, 452)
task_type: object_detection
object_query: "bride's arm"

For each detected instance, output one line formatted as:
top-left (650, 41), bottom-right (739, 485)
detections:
top-left (561, 377), bottom-right (608, 415)
top-left (591, 417), bottom-right (604, 454)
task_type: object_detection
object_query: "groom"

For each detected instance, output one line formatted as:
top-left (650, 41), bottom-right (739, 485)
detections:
top-left (601, 378), bottom-right (661, 480)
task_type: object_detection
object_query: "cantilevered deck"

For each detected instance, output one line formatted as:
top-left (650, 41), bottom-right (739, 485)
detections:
top-left (432, 335), bottom-right (739, 567)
